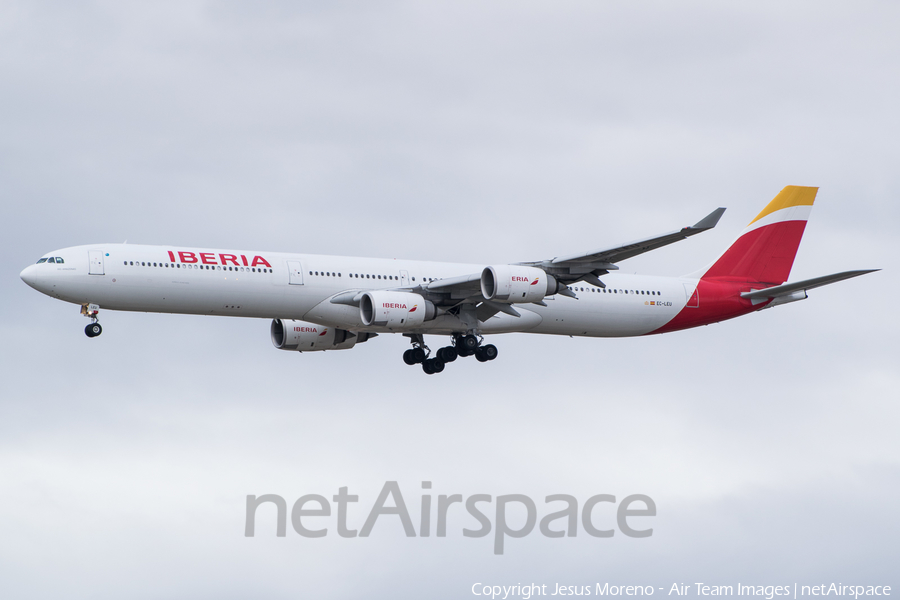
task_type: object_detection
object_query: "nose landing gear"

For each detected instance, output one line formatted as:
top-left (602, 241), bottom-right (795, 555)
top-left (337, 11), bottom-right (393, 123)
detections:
top-left (81, 303), bottom-right (102, 338)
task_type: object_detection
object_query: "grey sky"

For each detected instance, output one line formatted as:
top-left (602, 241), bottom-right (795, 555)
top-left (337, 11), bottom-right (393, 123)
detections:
top-left (1, 1), bottom-right (898, 598)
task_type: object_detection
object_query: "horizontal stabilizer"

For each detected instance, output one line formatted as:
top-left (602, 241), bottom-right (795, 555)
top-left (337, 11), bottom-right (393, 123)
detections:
top-left (740, 270), bottom-right (879, 300)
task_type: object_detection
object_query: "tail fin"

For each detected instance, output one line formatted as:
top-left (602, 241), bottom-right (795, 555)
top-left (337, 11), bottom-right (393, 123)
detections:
top-left (698, 185), bottom-right (818, 284)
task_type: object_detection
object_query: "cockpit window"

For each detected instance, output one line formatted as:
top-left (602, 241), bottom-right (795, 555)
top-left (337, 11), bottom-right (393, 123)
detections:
top-left (46, 257), bottom-right (56, 263)
top-left (36, 258), bottom-right (48, 264)
top-left (55, 257), bottom-right (64, 264)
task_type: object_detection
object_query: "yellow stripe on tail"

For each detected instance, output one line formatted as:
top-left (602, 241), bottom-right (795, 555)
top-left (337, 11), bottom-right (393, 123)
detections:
top-left (748, 185), bottom-right (818, 226)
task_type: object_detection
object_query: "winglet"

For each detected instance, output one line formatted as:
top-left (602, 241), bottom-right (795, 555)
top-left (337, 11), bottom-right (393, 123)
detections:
top-left (691, 207), bottom-right (726, 231)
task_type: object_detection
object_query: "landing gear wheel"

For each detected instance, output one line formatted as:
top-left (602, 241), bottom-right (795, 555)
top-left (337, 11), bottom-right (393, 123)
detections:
top-left (85, 323), bottom-right (102, 338)
top-left (460, 335), bottom-right (479, 351)
top-left (482, 344), bottom-right (498, 361)
top-left (437, 347), bottom-right (458, 363)
top-left (412, 347), bottom-right (427, 363)
top-left (475, 347), bottom-right (488, 362)
top-left (403, 349), bottom-right (417, 365)
top-left (422, 358), bottom-right (445, 374)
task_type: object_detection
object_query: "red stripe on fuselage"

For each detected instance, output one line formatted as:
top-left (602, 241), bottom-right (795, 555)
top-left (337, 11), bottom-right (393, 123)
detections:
top-left (649, 278), bottom-right (769, 334)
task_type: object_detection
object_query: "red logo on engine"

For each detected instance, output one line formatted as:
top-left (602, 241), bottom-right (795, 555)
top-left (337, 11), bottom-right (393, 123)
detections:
top-left (319, 328), bottom-right (328, 336)
top-left (409, 305), bottom-right (418, 313)
top-left (530, 278), bottom-right (540, 286)
top-left (383, 303), bottom-right (408, 309)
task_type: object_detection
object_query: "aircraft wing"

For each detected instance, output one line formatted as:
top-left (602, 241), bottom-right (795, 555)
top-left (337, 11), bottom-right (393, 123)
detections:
top-left (424, 207), bottom-right (727, 294)
top-left (423, 272), bottom-right (482, 294)
top-left (330, 207), bottom-right (728, 321)
top-left (525, 207), bottom-right (725, 271)
top-left (512, 207), bottom-right (725, 288)
top-left (329, 277), bottom-right (482, 304)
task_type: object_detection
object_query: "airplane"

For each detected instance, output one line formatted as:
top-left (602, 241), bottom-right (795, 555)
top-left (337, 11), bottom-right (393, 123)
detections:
top-left (20, 186), bottom-right (877, 374)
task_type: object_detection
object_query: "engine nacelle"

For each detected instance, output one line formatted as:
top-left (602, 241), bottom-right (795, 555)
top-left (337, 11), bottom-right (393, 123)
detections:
top-left (481, 265), bottom-right (558, 304)
top-left (359, 291), bottom-right (435, 330)
top-left (271, 319), bottom-right (372, 352)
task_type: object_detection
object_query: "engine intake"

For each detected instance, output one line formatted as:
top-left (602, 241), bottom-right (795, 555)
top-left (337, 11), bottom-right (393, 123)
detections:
top-left (271, 319), bottom-right (372, 352)
top-left (359, 291), bottom-right (435, 330)
top-left (481, 265), bottom-right (559, 304)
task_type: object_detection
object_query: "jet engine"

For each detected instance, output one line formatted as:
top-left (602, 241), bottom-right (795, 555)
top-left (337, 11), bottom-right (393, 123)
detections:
top-left (359, 291), bottom-right (436, 329)
top-left (480, 265), bottom-right (560, 304)
top-left (270, 319), bottom-right (374, 352)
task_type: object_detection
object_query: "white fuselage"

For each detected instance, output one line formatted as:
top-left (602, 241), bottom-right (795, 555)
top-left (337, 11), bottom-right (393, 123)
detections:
top-left (20, 244), bottom-right (694, 338)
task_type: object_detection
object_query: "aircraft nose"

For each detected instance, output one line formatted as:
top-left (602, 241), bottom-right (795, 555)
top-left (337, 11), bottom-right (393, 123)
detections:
top-left (20, 264), bottom-right (39, 289)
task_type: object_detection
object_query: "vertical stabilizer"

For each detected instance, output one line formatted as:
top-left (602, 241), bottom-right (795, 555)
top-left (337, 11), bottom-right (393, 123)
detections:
top-left (697, 186), bottom-right (817, 284)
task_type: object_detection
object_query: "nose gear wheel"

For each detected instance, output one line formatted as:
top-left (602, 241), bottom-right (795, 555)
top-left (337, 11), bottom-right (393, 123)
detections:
top-left (81, 304), bottom-right (102, 338)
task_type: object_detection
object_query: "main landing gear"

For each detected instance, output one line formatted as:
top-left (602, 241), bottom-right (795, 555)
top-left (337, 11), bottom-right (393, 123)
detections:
top-left (402, 334), bottom-right (438, 373)
top-left (453, 334), bottom-right (498, 363)
top-left (82, 303), bottom-right (102, 338)
top-left (402, 333), bottom-right (498, 374)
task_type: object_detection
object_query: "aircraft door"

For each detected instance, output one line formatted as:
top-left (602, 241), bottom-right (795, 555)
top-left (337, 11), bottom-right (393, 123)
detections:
top-left (400, 270), bottom-right (410, 286)
top-left (88, 250), bottom-right (105, 275)
top-left (287, 261), bottom-right (305, 285)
